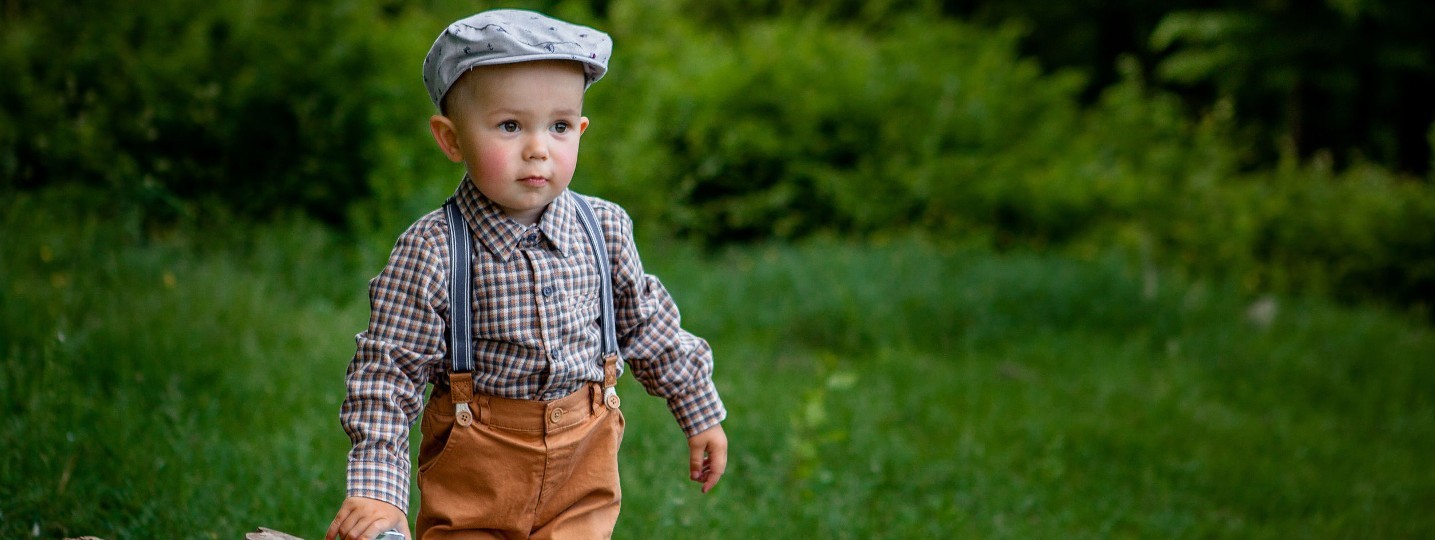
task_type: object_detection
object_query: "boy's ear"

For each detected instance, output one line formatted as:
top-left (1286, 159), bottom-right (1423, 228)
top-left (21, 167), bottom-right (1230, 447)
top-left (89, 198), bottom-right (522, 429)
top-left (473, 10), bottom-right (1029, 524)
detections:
top-left (578, 116), bottom-right (590, 135)
top-left (429, 115), bottom-right (464, 163)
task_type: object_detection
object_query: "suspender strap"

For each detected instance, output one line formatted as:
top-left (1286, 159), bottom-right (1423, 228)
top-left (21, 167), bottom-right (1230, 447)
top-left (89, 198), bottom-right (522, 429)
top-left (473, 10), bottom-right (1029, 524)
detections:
top-left (443, 199), bottom-right (476, 374)
top-left (571, 193), bottom-right (625, 410)
top-left (443, 192), bottom-right (623, 410)
top-left (569, 193), bottom-right (620, 366)
top-left (443, 199), bottom-right (477, 425)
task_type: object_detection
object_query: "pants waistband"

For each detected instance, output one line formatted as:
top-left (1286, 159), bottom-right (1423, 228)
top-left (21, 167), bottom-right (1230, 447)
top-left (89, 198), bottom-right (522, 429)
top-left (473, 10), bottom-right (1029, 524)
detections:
top-left (475, 382), bottom-right (606, 432)
top-left (441, 356), bottom-right (620, 433)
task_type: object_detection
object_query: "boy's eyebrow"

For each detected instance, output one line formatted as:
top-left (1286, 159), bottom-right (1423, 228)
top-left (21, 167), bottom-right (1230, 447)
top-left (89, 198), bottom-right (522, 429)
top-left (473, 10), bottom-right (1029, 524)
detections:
top-left (486, 106), bottom-right (583, 118)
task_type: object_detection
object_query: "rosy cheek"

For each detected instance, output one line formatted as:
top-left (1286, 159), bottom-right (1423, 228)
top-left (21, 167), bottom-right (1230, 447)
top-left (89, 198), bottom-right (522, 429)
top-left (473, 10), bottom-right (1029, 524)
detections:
top-left (476, 145), bottom-right (511, 179)
top-left (550, 143), bottom-right (580, 174)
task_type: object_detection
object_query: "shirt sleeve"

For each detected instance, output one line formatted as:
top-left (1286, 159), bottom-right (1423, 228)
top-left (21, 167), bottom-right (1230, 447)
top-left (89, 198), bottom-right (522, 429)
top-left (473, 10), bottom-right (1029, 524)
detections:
top-left (603, 204), bottom-right (727, 437)
top-left (340, 221), bottom-right (448, 512)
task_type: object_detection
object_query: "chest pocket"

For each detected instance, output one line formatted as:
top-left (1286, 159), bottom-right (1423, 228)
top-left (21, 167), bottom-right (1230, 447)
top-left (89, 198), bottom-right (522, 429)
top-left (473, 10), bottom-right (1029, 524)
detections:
top-left (562, 247), bottom-right (604, 324)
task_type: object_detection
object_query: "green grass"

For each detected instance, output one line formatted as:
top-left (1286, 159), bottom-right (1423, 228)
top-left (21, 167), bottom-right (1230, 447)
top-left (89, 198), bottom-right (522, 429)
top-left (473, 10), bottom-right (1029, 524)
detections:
top-left (3, 190), bottom-right (1433, 538)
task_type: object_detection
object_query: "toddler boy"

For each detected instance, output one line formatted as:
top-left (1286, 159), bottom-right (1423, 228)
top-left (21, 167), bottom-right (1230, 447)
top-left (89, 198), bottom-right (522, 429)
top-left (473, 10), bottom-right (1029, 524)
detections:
top-left (326, 9), bottom-right (728, 540)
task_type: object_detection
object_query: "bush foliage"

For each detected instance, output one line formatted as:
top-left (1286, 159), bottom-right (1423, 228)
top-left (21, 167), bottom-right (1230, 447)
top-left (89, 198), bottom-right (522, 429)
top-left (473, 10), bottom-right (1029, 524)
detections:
top-left (0, 0), bottom-right (376, 224)
top-left (3, 0), bottom-right (1433, 312)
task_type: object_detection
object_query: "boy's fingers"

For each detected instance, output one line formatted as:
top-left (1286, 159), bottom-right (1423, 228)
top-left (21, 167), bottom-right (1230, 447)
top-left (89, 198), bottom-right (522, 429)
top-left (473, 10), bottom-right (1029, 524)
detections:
top-left (702, 444), bottom-right (728, 493)
top-left (335, 511), bottom-right (361, 540)
top-left (339, 512), bottom-right (377, 540)
top-left (326, 506), bottom-right (351, 540)
top-left (328, 505), bottom-right (355, 540)
top-left (688, 442), bottom-right (706, 480)
top-left (360, 517), bottom-right (394, 540)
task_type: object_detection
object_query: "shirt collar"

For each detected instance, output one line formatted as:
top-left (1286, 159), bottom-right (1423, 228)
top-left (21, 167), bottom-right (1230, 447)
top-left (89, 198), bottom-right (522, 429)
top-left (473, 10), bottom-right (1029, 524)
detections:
top-left (453, 177), bottom-right (577, 262)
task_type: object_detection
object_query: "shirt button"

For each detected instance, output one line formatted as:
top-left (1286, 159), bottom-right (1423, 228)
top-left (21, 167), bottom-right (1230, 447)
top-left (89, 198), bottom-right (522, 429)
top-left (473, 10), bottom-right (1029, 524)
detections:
top-left (549, 348), bottom-right (561, 360)
top-left (541, 286), bottom-right (554, 297)
top-left (524, 233), bottom-right (540, 246)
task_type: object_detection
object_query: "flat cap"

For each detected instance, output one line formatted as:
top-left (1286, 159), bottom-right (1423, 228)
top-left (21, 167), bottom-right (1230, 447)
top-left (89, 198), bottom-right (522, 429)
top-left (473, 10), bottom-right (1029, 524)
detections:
top-left (423, 9), bottom-right (612, 110)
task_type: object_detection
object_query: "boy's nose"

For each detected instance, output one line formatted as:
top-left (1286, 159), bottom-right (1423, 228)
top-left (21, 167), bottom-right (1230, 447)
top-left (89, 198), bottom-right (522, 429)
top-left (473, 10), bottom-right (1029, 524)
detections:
top-left (524, 135), bottom-right (548, 161)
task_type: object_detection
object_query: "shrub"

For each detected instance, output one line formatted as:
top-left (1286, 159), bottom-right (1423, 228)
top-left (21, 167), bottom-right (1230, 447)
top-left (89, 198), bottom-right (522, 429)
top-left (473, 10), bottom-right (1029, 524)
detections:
top-left (584, 5), bottom-right (1093, 243)
top-left (1187, 162), bottom-right (1435, 314)
top-left (0, 0), bottom-right (377, 224)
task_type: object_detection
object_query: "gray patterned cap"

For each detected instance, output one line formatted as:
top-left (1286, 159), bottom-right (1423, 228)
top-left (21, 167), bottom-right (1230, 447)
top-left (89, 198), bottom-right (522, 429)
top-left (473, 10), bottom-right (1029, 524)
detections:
top-left (423, 9), bottom-right (612, 110)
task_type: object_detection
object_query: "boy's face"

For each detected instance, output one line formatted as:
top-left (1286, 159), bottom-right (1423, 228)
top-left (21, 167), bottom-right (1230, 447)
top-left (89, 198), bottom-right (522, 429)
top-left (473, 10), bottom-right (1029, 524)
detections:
top-left (432, 61), bottom-right (589, 225)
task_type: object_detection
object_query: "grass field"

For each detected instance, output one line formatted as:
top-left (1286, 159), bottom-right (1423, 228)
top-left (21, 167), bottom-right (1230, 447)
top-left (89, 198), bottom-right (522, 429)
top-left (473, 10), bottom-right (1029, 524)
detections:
top-left (3, 190), bottom-right (1433, 538)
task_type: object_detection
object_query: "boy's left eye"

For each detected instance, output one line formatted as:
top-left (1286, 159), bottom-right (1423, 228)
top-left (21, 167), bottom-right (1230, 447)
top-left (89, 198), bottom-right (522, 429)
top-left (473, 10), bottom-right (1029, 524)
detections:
top-left (551, 121), bottom-right (570, 134)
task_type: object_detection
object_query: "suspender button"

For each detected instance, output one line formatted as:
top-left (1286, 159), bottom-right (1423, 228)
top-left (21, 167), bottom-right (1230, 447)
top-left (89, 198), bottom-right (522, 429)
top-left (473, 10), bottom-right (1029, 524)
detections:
top-left (455, 402), bottom-right (474, 427)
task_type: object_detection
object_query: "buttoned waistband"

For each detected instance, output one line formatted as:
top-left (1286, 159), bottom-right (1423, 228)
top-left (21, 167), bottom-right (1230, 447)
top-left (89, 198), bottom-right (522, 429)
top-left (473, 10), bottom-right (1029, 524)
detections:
top-left (470, 382), bottom-right (607, 433)
top-left (438, 355), bottom-right (621, 434)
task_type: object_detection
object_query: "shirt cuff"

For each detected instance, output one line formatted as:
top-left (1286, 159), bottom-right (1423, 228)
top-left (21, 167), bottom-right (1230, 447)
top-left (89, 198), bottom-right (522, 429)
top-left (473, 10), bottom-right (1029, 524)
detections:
top-left (666, 380), bottom-right (727, 438)
top-left (346, 459), bottom-right (410, 514)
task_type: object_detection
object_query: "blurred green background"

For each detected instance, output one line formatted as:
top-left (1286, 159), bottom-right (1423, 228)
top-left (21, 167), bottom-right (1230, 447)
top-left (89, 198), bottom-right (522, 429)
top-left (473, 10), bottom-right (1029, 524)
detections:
top-left (3, 0), bottom-right (1434, 537)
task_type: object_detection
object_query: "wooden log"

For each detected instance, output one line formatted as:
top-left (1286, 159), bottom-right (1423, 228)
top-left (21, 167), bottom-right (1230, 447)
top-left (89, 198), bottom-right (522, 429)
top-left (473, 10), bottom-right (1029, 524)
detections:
top-left (61, 526), bottom-right (305, 540)
top-left (246, 527), bottom-right (306, 540)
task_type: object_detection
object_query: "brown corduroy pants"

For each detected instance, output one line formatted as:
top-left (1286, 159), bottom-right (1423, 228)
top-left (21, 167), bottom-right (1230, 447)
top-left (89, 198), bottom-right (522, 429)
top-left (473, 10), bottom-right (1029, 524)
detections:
top-left (415, 373), bottom-right (624, 539)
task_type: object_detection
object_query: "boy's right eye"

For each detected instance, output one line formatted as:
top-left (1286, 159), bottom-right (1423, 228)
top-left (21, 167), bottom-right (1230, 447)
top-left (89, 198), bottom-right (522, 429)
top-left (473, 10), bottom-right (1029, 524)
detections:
top-left (499, 121), bottom-right (519, 133)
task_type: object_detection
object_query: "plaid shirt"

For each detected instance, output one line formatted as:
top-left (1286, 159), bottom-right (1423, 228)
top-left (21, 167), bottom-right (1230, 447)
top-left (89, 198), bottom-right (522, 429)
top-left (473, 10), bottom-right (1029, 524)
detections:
top-left (341, 179), bottom-right (726, 510)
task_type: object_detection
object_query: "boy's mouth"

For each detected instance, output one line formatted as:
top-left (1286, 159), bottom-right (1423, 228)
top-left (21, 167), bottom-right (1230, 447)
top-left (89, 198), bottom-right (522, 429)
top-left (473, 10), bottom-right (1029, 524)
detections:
top-left (518, 175), bottom-right (549, 186)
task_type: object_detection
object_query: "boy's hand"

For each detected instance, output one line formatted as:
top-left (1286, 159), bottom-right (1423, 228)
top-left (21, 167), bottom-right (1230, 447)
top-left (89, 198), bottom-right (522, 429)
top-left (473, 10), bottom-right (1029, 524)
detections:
top-left (326, 496), bottom-right (409, 540)
top-left (687, 423), bottom-right (728, 494)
